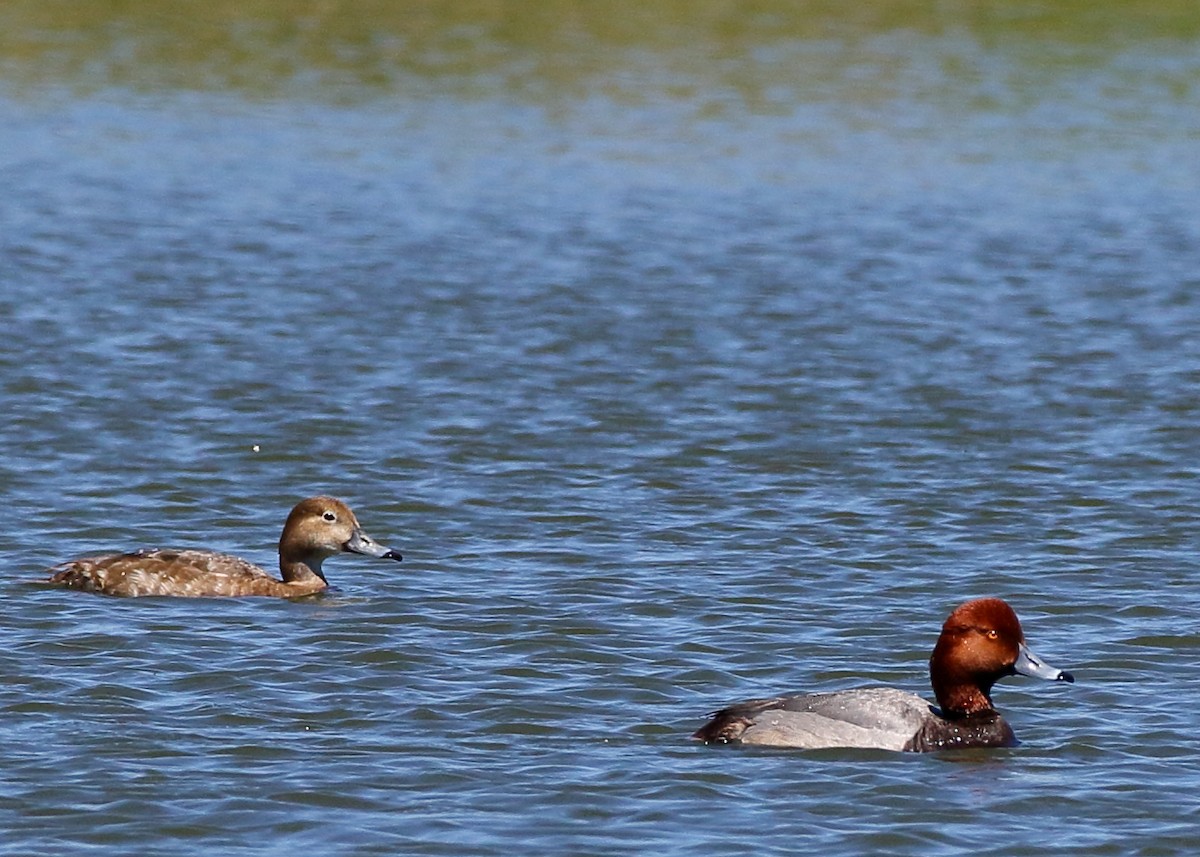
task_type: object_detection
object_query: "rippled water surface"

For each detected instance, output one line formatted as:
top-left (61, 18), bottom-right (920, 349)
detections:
top-left (2, 2), bottom-right (1200, 854)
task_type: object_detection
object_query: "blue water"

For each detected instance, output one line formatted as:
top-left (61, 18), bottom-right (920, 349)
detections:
top-left (2, 8), bottom-right (1200, 855)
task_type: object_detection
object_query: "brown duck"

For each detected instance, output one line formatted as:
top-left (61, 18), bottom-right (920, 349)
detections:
top-left (46, 496), bottom-right (402, 598)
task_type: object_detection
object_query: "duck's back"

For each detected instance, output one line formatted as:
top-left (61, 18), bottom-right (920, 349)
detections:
top-left (47, 549), bottom-right (290, 598)
top-left (694, 687), bottom-right (935, 751)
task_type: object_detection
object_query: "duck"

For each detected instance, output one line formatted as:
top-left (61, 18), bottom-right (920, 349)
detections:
top-left (693, 598), bottom-right (1074, 752)
top-left (46, 496), bottom-right (403, 598)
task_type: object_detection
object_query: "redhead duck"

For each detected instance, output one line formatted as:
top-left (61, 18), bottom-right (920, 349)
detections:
top-left (693, 598), bottom-right (1074, 752)
top-left (46, 496), bottom-right (402, 598)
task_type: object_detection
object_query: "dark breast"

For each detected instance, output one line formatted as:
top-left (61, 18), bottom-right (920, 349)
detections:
top-left (904, 710), bottom-right (1016, 752)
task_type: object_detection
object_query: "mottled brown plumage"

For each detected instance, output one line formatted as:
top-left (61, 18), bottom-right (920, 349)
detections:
top-left (47, 496), bottom-right (402, 598)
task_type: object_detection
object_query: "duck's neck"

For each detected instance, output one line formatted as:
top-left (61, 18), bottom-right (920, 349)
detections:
top-left (934, 684), bottom-right (995, 718)
top-left (930, 637), bottom-right (1000, 718)
top-left (279, 556), bottom-right (329, 587)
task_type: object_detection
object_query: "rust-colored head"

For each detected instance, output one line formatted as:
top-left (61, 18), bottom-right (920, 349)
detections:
top-left (929, 598), bottom-right (1073, 717)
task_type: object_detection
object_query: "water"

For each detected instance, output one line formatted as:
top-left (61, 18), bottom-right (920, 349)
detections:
top-left (2, 2), bottom-right (1200, 854)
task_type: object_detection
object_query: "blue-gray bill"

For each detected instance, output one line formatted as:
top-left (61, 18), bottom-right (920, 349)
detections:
top-left (1014, 642), bottom-right (1074, 683)
top-left (344, 529), bottom-right (403, 562)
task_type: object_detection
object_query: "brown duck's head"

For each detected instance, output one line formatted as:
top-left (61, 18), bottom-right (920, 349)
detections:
top-left (929, 597), bottom-right (1073, 717)
top-left (279, 496), bottom-right (403, 581)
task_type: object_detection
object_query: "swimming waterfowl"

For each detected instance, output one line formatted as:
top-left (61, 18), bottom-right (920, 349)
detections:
top-left (46, 496), bottom-right (402, 598)
top-left (693, 598), bottom-right (1074, 752)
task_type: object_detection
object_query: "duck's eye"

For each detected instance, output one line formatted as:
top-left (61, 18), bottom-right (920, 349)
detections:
top-left (985, 629), bottom-right (999, 640)
top-left (322, 511), bottom-right (337, 522)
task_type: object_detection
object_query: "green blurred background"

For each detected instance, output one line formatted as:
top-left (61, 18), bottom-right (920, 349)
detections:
top-left (3, 0), bottom-right (1197, 103)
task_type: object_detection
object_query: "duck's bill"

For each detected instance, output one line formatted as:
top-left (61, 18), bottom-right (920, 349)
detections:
top-left (344, 529), bottom-right (403, 562)
top-left (1014, 642), bottom-right (1074, 683)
